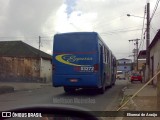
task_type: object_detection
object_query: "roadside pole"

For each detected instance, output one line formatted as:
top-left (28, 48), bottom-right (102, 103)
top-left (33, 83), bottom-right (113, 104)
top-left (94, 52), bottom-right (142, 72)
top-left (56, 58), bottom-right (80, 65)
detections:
top-left (157, 66), bottom-right (160, 110)
top-left (146, 2), bottom-right (150, 82)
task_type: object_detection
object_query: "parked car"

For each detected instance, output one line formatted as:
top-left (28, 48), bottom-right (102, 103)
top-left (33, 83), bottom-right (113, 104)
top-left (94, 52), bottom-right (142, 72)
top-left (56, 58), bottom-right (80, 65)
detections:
top-left (130, 73), bottom-right (142, 83)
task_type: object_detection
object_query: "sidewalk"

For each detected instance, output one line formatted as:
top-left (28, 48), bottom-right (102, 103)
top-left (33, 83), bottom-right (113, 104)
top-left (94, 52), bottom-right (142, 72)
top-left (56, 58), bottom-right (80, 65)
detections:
top-left (0, 82), bottom-right (52, 94)
top-left (121, 81), bottom-right (157, 111)
top-left (119, 80), bottom-right (158, 120)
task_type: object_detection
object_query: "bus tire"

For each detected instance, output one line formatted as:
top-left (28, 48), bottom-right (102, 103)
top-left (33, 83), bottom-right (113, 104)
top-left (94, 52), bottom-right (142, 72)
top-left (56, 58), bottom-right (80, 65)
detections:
top-left (99, 84), bottom-right (105, 94)
top-left (99, 75), bottom-right (106, 94)
top-left (64, 87), bottom-right (75, 93)
top-left (112, 82), bottom-right (115, 86)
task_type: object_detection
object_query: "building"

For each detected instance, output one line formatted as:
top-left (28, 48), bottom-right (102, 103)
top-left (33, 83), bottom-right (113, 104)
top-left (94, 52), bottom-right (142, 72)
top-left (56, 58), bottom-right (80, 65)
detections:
top-left (0, 41), bottom-right (52, 83)
top-left (137, 59), bottom-right (146, 70)
top-left (138, 30), bottom-right (160, 83)
top-left (149, 30), bottom-right (160, 85)
top-left (138, 50), bottom-right (147, 81)
top-left (117, 58), bottom-right (132, 74)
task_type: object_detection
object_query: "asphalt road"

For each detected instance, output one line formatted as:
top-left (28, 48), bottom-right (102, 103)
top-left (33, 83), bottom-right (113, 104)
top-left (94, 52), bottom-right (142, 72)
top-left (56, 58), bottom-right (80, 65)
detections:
top-left (0, 80), bottom-right (128, 111)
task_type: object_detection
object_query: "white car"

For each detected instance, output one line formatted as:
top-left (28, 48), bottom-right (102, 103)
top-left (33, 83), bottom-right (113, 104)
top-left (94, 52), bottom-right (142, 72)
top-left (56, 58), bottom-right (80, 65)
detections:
top-left (116, 71), bottom-right (125, 80)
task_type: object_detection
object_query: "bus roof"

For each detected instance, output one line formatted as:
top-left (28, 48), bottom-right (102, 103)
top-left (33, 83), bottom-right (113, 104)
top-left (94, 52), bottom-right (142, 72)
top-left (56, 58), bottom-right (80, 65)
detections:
top-left (55, 32), bottom-right (98, 36)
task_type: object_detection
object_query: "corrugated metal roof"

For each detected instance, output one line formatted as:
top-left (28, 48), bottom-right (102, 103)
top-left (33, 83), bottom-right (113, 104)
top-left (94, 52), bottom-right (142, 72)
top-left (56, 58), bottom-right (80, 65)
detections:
top-left (0, 41), bottom-right (51, 59)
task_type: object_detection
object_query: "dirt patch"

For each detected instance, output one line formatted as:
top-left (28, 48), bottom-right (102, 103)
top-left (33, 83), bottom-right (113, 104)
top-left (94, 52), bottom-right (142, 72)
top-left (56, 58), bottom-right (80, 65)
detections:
top-left (119, 96), bottom-right (159, 120)
top-left (133, 96), bottom-right (157, 111)
top-left (120, 96), bottom-right (157, 111)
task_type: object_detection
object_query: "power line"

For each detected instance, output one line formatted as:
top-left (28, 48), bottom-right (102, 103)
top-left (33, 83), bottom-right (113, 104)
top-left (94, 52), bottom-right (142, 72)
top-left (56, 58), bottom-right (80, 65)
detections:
top-left (150, 25), bottom-right (157, 34)
top-left (93, 15), bottom-right (126, 29)
top-left (0, 27), bottom-right (142, 40)
top-left (100, 28), bottom-right (142, 35)
top-left (0, 36), bottom-right (38, 39)
top-left (153, 11), bottom-right (160, 17)
top-left (106, 25), bottom-right (142, 32)
top-left (138, 6), bottom-right (146, 51)
top-left (0, 36), bottom-right (53, 41)
top-left (150, 0), bottom-right (160, 22)
top-left (96, 25), bottom-right (143, 36)
top-left (100, 27), bottom-right (142, 35)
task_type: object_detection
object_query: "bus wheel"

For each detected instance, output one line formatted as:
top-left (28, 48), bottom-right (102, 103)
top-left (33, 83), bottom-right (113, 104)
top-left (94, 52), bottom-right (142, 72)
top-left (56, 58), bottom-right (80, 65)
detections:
top-left (99, 76), bottom-right (106, 94)
top-left (99, 84), bottom-right (105, 94)
top-left (64, 87), bottom-right (75, 93)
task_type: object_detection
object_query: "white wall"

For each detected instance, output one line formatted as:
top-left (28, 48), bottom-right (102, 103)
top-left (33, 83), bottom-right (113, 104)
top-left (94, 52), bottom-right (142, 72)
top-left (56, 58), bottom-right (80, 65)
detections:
top-left (150, 39), bottom-right (160, 85)
top-left (150, 40), bottom-right (160, 74)
top-left (40, 58), bottom-right (52, 82)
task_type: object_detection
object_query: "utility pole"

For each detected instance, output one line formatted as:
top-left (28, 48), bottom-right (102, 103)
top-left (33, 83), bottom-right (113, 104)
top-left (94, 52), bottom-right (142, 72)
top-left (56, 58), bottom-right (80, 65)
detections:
top-left (146, 2), bottom-right (150, 81)
top-left (129, 39), bottom-right (140, 71)
top-left (38, 36), bottom-right (42, 58)
top-left (38, 36), bottom-right (41, 79)
top-left (133, 49), bottom-right (136, 65)
top-left (39, 36), bottom-right (41, 51)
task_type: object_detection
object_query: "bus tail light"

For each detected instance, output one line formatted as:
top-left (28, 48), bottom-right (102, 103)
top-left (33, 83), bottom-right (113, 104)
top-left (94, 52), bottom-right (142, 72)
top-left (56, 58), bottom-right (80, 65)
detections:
top-left (94, 64), bottom-right (99, 72)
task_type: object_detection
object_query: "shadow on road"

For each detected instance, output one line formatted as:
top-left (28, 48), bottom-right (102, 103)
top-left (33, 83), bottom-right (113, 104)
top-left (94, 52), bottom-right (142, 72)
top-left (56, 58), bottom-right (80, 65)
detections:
top-left (54, 86), bottom-right (113, 97)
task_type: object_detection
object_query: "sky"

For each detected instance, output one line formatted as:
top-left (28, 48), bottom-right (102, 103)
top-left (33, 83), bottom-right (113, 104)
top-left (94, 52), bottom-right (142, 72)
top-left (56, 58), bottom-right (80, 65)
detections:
top-left (0, 0), bottom-right (160, 60)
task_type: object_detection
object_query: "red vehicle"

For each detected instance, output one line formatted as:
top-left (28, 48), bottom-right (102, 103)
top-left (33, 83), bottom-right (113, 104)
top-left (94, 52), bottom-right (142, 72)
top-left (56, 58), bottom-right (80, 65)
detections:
top-left (130, 73), bottom-right (142, 83)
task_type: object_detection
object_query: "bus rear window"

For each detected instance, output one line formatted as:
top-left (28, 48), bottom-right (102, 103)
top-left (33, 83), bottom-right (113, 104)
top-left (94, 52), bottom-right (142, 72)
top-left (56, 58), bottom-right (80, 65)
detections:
top-left (54, 33), bottom-right (97, 52)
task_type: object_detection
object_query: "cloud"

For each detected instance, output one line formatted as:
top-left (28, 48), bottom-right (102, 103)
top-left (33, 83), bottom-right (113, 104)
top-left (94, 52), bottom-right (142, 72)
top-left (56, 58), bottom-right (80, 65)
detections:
top-left (64, 0), bottom-right (78, 19)
top-left (1, 0), bottom-right (63, 37)
top-left (0, 0), bottom-right (160, 59)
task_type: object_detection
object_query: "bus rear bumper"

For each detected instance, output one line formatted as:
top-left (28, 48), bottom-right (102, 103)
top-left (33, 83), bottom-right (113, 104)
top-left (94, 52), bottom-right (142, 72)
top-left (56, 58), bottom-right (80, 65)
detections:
top-left (53, 75), bottom-right (100, 88)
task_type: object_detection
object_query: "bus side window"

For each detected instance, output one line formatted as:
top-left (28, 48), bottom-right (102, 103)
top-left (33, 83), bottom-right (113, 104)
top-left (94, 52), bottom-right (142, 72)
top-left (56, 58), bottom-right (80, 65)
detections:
top-left (104, 48), bottom-right (107, 63)
top-left (103, 46), bottom-right (105, 62)
top-left (107, 51), bottom-right (109, 63)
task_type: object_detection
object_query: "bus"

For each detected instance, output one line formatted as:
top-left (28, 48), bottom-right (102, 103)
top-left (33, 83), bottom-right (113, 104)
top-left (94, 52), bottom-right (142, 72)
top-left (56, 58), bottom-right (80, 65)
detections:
top-left (52, 32), bottom-right (116, 94)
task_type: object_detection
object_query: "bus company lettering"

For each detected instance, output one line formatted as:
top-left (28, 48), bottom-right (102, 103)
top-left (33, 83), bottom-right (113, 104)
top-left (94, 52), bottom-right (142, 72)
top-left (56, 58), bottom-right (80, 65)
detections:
top-left (62, 55), bottom-right (92, 62)
top-left (56, 54), bottom-right (92, 66)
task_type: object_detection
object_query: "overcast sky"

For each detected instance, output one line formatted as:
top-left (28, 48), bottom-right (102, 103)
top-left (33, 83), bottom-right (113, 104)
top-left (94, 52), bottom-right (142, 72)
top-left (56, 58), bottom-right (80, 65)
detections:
top-left (0, 0), bottom-right (160, 60)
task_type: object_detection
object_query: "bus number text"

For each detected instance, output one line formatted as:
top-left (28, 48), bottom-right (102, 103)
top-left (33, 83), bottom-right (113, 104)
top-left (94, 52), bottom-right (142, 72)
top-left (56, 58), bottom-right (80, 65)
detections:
top-left (80, 67), bottom-right (94, 72)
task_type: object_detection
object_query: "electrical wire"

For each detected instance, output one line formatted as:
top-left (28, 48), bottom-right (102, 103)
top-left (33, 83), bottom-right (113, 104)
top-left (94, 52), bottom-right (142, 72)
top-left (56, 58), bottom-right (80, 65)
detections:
top-left (100, 28), bottom-right (142, 35)
top-left (93, 15), bottom-right (126, 29)
top-left (150, 25), bottom-right (157, 34)
top-left (150, 0), bottom-right (160, 23)
top-left (138, 6), bottom-right (146, 52)
top-left (0, 36), bottom-right (53, 41)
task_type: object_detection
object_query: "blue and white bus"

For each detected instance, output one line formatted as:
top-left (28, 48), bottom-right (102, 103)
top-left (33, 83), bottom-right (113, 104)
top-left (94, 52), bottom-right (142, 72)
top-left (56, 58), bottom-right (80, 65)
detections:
top-left (52, 32), bottom-right (116, 94)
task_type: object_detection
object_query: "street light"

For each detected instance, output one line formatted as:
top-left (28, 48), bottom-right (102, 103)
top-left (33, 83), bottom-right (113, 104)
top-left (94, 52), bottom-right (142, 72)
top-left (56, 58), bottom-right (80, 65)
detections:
top-left (127, 14), bottom-right (145, 19)
top-left (127, 14), bottom-right (145, 72)
top-left (127, 3), bottom-right (150, 83)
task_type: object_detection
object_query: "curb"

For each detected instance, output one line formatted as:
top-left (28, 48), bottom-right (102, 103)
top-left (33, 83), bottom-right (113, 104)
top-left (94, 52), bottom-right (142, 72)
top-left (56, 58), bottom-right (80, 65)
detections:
top-left (0, 82), bottom-right (52, 94)
top-left (0, 86), bottom-right (14, 94)
top-left (114, 81), bottom-right (130, 120)
top-left (0, 83), bottom-right (52, 94)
